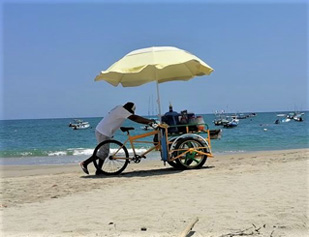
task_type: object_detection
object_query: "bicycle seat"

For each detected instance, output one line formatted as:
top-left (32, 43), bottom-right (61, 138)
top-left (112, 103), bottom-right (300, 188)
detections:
top-left (120, 127), bottom-right (135, 132)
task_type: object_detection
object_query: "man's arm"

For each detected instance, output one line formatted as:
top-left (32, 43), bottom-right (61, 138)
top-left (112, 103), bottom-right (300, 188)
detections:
top-left (128, 114), bottom-right (154, 125)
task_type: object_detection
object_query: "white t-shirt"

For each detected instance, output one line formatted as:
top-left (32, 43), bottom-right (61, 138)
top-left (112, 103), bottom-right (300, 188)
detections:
top-left (96, 105), bottom-right (132, 137)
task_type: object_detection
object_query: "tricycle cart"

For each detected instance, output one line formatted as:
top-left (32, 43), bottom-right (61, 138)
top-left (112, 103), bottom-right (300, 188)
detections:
top-left (92, 122), bottom-right (213, 175)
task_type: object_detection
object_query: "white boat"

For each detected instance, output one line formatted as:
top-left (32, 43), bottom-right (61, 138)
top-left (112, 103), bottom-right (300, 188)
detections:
top-left (69, 119), bottom-right (90, 130)
top-left (281, 118), bottom-right (291, 123)
top-left (293, 113), bottom-right (304, 122)
top-left (213, 111), bottom-right (229, 126)
top-left (223, 118), bottom-right (239, 128)
top-left (276, 113), bottom-right (293, 123)
top-left (140, 124), bottom-right (154, 130)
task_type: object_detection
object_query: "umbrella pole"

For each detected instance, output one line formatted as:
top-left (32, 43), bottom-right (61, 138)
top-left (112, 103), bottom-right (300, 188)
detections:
top-left (156, 81), bottom-right (162, 121)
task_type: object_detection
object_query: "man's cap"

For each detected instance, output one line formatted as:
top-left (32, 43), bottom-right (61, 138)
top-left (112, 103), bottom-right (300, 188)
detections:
top-left (123, 102), bottom-right (136, 114)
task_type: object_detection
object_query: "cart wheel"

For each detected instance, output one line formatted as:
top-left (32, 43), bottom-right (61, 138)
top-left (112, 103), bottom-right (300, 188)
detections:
top-left (93, 140), bottom-right (129, 175)
top-left (174, 137), bottom-right (208, 169)
top-left (167, 138), bottom-right (184, 169)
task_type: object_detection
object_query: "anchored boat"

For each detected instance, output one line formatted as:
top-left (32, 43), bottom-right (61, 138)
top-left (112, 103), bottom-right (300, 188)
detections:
top-left (69, 119), bottom-right (90, 130)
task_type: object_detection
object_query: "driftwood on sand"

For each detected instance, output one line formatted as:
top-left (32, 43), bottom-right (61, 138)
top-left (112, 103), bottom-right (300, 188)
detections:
top-left (179, 217), bottom-right (199, 237)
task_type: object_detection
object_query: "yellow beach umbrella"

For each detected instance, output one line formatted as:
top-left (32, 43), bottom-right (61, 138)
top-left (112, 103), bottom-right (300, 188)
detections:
top-left (95, 46), bottom-right (214, 116)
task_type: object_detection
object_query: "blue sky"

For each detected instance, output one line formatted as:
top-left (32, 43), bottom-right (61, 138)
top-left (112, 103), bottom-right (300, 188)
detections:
top-left (1, 0), bottom-right (308, 120)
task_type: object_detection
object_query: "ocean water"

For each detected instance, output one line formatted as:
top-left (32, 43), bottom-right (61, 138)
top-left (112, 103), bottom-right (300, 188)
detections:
top-left (0, 112), bottom-right (308, 165)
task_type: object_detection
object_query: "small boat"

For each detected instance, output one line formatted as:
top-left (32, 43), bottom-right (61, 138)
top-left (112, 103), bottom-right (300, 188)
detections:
top-left (69, 119), bottom-right (90, 130)
top-left (281, 118), bottom-right (291, 123)
top-left (141, 118), bottom-right (159, 130)
top-left (248, 113), bottom-right (257, 117)
top-left (223, 118), bottom-right (239, 128)
top-left (213, 119), bottom-right (222, 126)
top-left (209, 129), bottom-right (222, 139)
top-left (237, 114), bottom-right (248, 119)
top-left (276, 112), bottom-right (304, 123)
top-left (141, 124), bottom-right (154, 130)
top-left (293, 113), bottom-right (304, 122)
top-left (232, 113), bottom-right (257, 119)
top-left (276, 114), bottom-right (291, 123)
top-left (213, 111), bottom-right (229, 126)
top-left (214, 118), bottom-right (229, 126)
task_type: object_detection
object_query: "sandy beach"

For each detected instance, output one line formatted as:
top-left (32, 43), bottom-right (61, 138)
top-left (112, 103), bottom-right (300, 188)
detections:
top-left (0, 149), bottom-right (308, 237)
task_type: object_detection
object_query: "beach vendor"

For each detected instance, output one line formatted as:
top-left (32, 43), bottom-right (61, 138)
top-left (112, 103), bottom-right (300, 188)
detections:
top-left (80, 102), bottom-right (156, 175)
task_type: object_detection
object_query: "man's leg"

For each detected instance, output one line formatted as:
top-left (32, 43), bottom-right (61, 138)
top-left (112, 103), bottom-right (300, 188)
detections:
top-left (95, 142), bottom-right (110, 175)
top-left (80, 131), bottom-right (110, 175)
top-left (80, 143), bottom-right (109, 175)
top-left (98, 159), bottom-right (104, 170)
top-left (95, 131), bottom-right (111, 173)
top-left (79, 155), bottom-right (96, 174)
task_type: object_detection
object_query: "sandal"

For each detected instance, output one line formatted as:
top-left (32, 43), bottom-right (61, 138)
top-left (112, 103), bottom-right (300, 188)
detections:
top-left (79, 162), bottom-right (89, 175)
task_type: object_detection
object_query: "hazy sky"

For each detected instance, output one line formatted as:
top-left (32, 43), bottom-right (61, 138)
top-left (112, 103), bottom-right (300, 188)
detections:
top-left (1, 0), bottom-right (308, 119)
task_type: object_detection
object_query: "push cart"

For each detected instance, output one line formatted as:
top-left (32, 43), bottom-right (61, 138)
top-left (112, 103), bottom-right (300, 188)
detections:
top-left (92, 123), bottom-right (213, 175)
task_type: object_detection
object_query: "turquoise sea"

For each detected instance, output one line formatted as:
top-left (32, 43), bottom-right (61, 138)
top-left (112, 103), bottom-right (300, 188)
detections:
top-left (0, 112), bottom-right (308, 165)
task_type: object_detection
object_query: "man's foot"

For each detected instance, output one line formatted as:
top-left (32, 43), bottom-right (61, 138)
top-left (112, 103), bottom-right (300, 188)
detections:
top-left (95, 169), bottom-right (105, 176)
top-left (79, 162), bottom-right (89, 175)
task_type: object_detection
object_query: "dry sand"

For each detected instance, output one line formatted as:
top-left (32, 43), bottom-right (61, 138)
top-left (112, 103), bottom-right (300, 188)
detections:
top-left (0, 149), bottom-right (308, 237)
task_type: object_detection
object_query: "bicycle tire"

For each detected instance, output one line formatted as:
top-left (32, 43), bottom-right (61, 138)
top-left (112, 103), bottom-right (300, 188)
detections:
top-left (174, 137), bottom-right (208, 169)
top-left (93, 140), bottom-right (129, 175)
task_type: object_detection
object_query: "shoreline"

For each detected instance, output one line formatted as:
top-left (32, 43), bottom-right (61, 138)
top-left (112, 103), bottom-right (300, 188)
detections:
top-left (0, 148), bottom-right (309, 177)
top-left (1, 146), bottom-right (308, 167)
top-left (1, 148), bottom-right (308, 236)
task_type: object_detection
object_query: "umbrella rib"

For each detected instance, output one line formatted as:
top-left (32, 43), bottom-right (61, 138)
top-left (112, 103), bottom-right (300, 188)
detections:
top-left (183, 60), bottom-right (197, 76)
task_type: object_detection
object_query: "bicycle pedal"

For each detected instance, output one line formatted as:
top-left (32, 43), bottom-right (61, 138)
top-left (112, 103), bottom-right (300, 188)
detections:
top-left (132, 156), bottom-right (141, 163)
